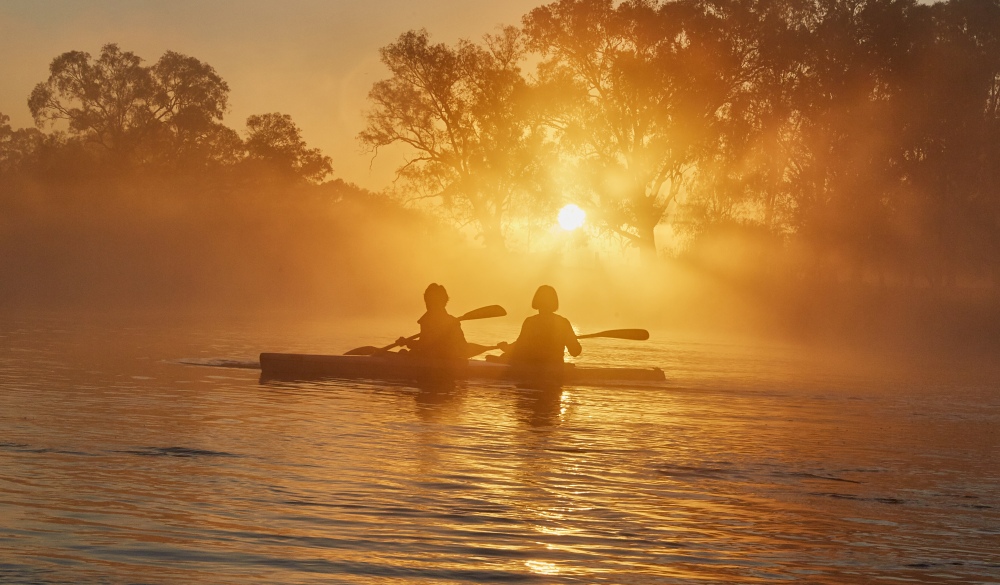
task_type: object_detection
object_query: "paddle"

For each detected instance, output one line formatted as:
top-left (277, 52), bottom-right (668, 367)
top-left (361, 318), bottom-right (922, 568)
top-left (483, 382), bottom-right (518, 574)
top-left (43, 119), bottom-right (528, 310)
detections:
top-left (465, 328), bottom-right (650, 358)
top-left (343, 305), bottom-right (507, 356)
top-left (576, 328), bottom-right (649, 341)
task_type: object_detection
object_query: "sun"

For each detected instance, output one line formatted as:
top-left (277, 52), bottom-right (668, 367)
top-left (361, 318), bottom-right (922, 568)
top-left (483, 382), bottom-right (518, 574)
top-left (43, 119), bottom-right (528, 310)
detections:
top-left (557, 204), bottom-right (586, 231)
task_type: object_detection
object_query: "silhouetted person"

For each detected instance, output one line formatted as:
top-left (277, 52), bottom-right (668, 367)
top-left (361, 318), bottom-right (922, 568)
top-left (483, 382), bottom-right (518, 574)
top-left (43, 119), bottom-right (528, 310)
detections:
top-left (397, 283), bottom-right (467, 361)
top-left (499, 285), bottom-right (581, 370)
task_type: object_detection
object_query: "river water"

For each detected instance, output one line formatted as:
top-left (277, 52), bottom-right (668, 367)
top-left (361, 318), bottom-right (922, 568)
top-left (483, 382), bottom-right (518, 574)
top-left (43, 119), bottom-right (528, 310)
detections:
top-left (1, 313), bottom-right (998, 583)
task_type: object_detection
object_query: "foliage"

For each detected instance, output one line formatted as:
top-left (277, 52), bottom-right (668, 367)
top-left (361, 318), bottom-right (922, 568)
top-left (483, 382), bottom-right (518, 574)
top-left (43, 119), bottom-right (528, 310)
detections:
top-left (0, 113), bottom-right (45, 175)
top-left (513, 0), bottom-right (1000, 283)
top-left (359, 27), bottom-right (550, 250)
top-left (28, 43), bottom-right (230, 166)
top-left (6, 0), bottom-right (1000, 296)
top-left (16, 43), bottom-right (332, 187)
top-left (244, 113), bottom-right (332, 184)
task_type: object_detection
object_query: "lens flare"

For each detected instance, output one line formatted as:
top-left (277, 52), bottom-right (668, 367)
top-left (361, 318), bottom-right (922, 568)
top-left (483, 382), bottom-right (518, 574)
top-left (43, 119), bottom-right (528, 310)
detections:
top-left (557, 204), bottom-right (586, 231)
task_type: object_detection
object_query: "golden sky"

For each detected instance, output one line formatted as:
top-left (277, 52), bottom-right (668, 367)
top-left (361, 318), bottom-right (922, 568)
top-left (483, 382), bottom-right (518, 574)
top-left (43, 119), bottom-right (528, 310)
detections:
top-left (0, 0), bottom-right (543, 189)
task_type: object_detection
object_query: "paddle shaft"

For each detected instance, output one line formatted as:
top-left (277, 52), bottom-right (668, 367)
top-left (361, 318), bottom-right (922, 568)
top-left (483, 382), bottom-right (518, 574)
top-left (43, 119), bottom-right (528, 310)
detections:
top-left (344, 305), bottom-right (507, 356)
top-left (383, 305), bottom-right (507, 351)
top-left (466, 328), bottom-right (649, 358)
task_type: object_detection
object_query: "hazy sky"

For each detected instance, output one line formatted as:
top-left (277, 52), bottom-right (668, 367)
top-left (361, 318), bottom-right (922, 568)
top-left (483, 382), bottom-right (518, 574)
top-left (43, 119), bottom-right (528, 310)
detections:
top-left (0, 0), bottom-right (543, 189)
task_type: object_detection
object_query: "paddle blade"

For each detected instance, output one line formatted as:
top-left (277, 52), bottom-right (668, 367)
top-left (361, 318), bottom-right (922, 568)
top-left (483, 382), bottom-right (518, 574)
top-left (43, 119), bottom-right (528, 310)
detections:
top-left (578, 328), bottom-right (649, 341)
top-left (458, 304), bottom-right (507, 321)
top-left (343, 346), bottom-right (379, 356)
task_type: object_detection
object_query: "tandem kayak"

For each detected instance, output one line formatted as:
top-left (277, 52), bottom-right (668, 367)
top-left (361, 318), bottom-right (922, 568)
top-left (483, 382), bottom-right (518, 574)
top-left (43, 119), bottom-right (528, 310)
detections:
top-left (259, 353), bottom-right (666, 386)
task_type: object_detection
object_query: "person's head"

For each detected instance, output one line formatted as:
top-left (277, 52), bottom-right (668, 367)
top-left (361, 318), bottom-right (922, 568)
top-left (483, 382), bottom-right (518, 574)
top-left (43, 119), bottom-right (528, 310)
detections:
top-left (424, 283), bottom-right (449, 310)
top-left (531, 285), bottom-right (559, 313)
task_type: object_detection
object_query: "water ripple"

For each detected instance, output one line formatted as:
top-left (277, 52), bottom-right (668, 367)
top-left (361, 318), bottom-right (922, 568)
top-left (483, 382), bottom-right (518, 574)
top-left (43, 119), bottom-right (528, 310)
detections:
top-left (1, 316), bottom-right (998, 583)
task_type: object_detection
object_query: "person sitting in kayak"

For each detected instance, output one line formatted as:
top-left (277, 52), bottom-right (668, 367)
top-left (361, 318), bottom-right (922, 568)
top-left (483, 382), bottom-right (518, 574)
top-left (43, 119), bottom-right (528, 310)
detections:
top-left (396, 283), bottom-right (467, 361)
top-left (498, 285), bottom-right (581, 367)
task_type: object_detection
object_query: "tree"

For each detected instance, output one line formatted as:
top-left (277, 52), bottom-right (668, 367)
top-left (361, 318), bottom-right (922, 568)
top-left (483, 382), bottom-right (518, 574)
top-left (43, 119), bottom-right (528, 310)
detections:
top-left (147, 50), bottom-right (234, 166)
top-left (896, 0), bottom-right (1000, 286)
top-left (781, 0), bottom-right (928, 284)
top-left (244, 113), bottom-right (332, 184)
top-left (359, 27), bottom-right (547, 250)
top-left (677, 0), bottom-right (810, 236)
top-left (28, 43), bottom-right (230, 165)
top-left (525, 0), bottom-right (753, 261)
top-left (0, 113), bottom-right (44, 175)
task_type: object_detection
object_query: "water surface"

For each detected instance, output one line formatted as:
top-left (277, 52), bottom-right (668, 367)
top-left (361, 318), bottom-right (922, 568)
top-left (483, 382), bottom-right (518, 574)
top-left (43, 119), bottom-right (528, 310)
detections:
top-left (1, 314), bottom-right (998, 583)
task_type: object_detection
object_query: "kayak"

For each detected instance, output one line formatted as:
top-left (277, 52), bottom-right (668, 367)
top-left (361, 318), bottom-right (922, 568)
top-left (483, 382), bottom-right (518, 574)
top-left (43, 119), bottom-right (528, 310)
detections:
top-left (258, 353), bottom-right (666, 386)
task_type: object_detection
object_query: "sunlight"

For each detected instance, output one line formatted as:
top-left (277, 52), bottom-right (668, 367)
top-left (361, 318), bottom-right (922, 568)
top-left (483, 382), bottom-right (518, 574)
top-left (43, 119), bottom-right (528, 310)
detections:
top-left (557, 204), bottom-right (586, 231)
top-left (525, 560), bottom-right (561, 576)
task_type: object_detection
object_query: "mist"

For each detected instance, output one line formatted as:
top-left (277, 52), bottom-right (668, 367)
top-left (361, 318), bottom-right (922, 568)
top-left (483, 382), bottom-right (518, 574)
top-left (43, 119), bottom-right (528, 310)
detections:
top-left (2, 0), bottom-right (1000, 357)
top-left (3, 168), bottom-right (995, 354)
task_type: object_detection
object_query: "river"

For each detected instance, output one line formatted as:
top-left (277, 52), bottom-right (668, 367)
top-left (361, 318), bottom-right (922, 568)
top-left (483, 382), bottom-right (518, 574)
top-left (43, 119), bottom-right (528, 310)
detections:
top-left (1, 313), bottom-right (998, 583)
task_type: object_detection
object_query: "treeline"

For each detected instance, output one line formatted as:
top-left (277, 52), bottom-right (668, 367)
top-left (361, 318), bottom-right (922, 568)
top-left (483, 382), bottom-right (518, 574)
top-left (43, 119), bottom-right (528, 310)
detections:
top-left (361, 0), bottom-right (1000, 290)
top-left (2, 43), bottom-right (331, 186)
top-left (3, 0), bottom-right (1000, 338)
top-left (0, 44), bottom-right (459, 312)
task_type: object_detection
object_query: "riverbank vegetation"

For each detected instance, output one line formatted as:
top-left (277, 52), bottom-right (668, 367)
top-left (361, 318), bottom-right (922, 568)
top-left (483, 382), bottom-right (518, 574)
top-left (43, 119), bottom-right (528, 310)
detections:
top-left (2, 0), bottom-right (999, 348)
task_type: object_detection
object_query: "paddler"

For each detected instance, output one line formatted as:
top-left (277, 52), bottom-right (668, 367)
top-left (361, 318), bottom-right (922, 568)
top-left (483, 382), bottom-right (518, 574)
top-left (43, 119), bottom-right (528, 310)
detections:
top-left (396, 283), bottom-right (468, 361)
top-left (498, 285), bottom-right (581, 369)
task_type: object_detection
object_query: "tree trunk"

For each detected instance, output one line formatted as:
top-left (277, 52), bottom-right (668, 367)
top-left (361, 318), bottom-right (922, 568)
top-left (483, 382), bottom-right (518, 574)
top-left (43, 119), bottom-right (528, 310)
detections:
top-left (637, 222), bottom-right (658, 263)
top-left (479, 215), bottom-right (507, 252)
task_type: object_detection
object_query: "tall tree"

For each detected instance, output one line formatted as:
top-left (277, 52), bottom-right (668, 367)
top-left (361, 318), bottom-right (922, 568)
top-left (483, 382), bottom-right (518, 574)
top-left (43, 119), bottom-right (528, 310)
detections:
top-left (678, 0), bottom-right (810, 237)
top-left (785, 0), bottom-right (927, 283)
top-left (28, 43), bottom-right (229, 165)
top-left (898, 0), bottom-right (1000, 286)
top-left (525, 0), bottom-right (752, 260)
top-left (359, 27), bottom-right (546, 250)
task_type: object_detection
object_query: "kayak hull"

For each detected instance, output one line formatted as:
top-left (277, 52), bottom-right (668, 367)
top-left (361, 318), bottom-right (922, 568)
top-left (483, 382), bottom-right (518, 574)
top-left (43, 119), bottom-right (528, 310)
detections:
top-left (258, 353), bottom-right (665, 386)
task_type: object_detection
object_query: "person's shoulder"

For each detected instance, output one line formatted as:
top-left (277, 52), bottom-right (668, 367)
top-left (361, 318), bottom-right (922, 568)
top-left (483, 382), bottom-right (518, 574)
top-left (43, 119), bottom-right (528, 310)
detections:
top-left (553, 313), bottom-right (573, 326)
top-left (522, 313), bottom-right (545, 327)
top-left (438, 312), bottom-right (461, 327)
top-left (554, 313), bottom-right (577, 333)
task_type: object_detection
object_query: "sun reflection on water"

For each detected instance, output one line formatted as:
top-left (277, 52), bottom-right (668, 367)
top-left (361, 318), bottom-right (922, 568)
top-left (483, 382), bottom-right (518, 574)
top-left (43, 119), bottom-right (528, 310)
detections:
top-left (2, 317), bottom-right (998, 583)
top-left (525, 559), bottom-right (561, 575)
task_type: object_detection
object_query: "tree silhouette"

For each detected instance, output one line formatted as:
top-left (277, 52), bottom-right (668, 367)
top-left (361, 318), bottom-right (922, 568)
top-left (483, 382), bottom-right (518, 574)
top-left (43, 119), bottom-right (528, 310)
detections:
top-left (244, 113), bottom-right (332, 184)
top-left (894, 0), bottom-right (1000, 287)
top-left (678, 0), bottom-right (807, 237)
top-left (359, 27), bottom-right (547, 250)
top-left (28, 43), bottom-right (229, 165)
top-left (0, 113), bottom-right (44, 176)
top-left (525, 0), bottom-right (750, 260)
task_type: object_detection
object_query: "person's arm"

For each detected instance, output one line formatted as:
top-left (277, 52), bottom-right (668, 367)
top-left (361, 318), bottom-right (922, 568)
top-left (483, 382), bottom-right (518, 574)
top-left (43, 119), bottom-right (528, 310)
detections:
top-left (450, 317), bottom-right (468, 358)
top-left (399, 317), bottom-right (429, 351)
top-left (497, 319), bottom-right (528, 354)
top-left (452, 317), bottom-right (467, 344)
top-left (564, 319), bottom-right (582, 357)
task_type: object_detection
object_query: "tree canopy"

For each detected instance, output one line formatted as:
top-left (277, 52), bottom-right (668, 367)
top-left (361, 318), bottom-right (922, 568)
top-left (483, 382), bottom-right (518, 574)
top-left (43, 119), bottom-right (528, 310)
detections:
top-left (5, 0), bottom-right (1000, 292)
top-left (359, 27), bottom-right (549, 249)
top-left (16, 43), bottom-right (331, 185)
top-left (245, 113), bottom-right (333, 184)
top-left (28, 43), bottom-right (230, 165)
top-left (358, 0), bottom-right (1000, 285)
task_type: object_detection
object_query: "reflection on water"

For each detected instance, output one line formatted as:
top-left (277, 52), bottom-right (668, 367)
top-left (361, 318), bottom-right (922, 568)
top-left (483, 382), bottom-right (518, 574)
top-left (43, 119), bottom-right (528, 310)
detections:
top-left (0, 314), bottom-right (998, 584)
